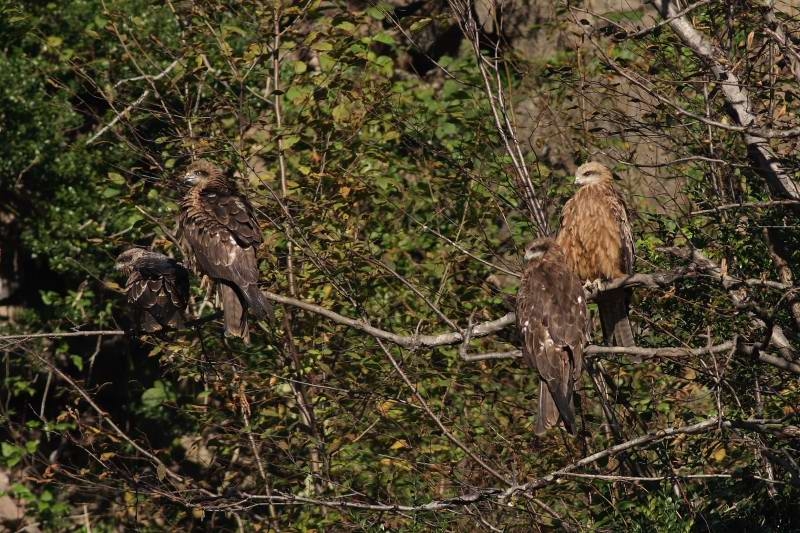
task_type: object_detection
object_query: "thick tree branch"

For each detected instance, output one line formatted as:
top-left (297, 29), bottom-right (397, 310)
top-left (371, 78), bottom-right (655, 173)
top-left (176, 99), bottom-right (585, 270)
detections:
top-left (5, 261), bottom-right (795, 372)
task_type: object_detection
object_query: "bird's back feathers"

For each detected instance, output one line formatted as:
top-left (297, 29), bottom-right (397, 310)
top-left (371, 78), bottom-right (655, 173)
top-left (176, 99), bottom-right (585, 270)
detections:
top-left (178, 162), bottom-right (271, 342)
top-left (517, 239), bottom-right (588, 434)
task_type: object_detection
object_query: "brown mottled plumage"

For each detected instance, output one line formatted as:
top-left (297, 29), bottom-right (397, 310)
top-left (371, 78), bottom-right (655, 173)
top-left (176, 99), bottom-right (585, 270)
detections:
top-left (517, 238), bottom-right (589, 435)
top-left (115, 248), bottom-right (190, 332)
top-left (178, 160), bottom-right (272, 343)
top-left (556, 162), bottom-right (635, 348)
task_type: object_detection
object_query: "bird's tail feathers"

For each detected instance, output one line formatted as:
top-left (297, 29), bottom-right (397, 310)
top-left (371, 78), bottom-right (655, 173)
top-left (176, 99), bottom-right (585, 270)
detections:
top-left (242, 284), bottom-right (275, 322)
top-left (536, 381), bottom-right (560, 435)
top-left (219, 283), bottom-right (250, 344)
top-left (598, 288), bottom-right (635, 348)
top-left (536, 378), bottom-right (576, 435)
top-left (139, 312), bottom-right (162, 333)
top-left (168, 311), bottom-right (186, 330)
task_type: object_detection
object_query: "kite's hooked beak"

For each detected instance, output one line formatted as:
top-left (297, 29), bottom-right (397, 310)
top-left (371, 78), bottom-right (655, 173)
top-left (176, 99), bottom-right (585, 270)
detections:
top-left (182, 171), bottom-right (200, 185)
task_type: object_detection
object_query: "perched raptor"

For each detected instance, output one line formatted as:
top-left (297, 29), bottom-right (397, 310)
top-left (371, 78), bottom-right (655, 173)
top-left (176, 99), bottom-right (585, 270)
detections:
top-left (517, 238), bottom-right (589, 435)
top-left (178, 159), bottom-right (272, 342)
top-left (115, 248), bottom-right (190, 332)
top-left (556, 161), bottom-right (636, 347)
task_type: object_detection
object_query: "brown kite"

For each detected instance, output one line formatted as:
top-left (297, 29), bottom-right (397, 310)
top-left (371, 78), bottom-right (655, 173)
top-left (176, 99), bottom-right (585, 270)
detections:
top-left (115, 248), bottom-right (190, 332)
top-left (178, 160), bottom-right (272, 342)
top-left (556, 161), bottom-right (635, 347)
top-left (517, 238), bottom-right (588, 435)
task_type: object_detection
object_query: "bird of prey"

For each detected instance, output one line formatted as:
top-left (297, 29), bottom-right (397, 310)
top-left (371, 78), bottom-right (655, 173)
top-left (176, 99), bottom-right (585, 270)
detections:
top-left (115, 248), bottom-right (190, 332)
top-left (517, 237), bottom-right (589, 435)
top-left (556, 161), bottom-right (636, 347)
top-left (178, 159), bottom-right (272, 343)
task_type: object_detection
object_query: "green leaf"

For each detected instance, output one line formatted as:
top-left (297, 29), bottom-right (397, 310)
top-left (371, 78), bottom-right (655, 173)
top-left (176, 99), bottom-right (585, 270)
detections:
top-left (409, 18), bottom-right (432, 32)
top-left (332, 103), bottom-right (350, 123)
top-left (141, 381), bottom-right (171, 409)
top-left (46, 36), bottom-right (63, 48)
top-left (311, 41), bottom-right (333, 52)
top-left (282, 135), bottom-right (300, 149)
top-left (366, 6), bottom-right (385, 20)
top-left (108, 172), bottom-right (125, 185)
top-left (1, 442), bottom-right (18, 457)
top-left (373, 32), bottom-right (395, 46)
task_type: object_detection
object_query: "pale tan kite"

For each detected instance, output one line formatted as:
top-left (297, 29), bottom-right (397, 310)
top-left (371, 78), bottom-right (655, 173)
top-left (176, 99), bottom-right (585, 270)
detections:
top-left (517, 238), bottom-right (589, 435)
top-left (556, 161), bottom-right (635, 347)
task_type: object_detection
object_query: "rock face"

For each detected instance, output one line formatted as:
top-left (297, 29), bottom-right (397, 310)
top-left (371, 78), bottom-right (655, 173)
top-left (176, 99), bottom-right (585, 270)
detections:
top-left (0, 470), bottom-right (23, 525)
top-left (387, 1), bottom-right (674, 195)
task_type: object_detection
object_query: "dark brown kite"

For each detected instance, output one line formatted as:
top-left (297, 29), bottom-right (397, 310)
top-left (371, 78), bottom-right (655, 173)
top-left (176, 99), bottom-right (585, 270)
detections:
top-left (178, 159), bottom-right (272, 342)
top-left (516, 238), bottom-right (588, 435)
top-left (115, 248), bottom-right (190, 332)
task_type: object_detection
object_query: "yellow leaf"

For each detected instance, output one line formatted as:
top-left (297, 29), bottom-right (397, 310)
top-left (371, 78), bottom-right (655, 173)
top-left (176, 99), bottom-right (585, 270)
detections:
top-left (712, 447), bottom-right (726, 462)
top-left (390, 439), bottom-right (410, 450)
top-left (379, 457), bottom-right (412, 471)
top-left (340, 186), bottom-right (351, 198)
top-left (321, 284), bottom-right (332, 299)
top-left (377, 400), bottom-right (397, 416)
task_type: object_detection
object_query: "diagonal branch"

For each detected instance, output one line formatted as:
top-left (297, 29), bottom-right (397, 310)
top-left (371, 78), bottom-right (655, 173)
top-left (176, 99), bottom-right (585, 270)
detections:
top-left (448, 0), bottom-right (549, 234)
top-left (651, 0), bottom-right (800, 199)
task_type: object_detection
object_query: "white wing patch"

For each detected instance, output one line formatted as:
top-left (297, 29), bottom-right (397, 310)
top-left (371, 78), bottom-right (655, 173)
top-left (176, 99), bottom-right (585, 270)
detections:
top-left (542, 329), bottom-right (556, 350)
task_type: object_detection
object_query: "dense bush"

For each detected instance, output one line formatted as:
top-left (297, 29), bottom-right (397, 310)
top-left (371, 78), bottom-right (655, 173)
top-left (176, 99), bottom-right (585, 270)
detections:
top-left (1, 1), bottom-right (799, 530)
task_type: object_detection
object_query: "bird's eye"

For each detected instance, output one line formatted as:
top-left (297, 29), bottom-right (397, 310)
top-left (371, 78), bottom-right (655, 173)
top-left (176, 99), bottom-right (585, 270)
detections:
top-left (196, 170), bottom-right (207, 177)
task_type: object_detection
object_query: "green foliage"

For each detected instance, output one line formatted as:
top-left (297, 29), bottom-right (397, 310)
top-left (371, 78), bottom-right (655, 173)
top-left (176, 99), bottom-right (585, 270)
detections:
top-left (1, 0), bottom-right (799, 531)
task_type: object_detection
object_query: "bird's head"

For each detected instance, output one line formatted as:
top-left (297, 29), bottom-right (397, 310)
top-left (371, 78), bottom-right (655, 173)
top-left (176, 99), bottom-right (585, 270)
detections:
top-left (524, 237), bottom-right (557, 262)
top-left (574, 161), bottom-right (614, 186)
top-left (181, 159), bottom-right (221, 186)
top-left (115, 248), bottom-right (149, 275)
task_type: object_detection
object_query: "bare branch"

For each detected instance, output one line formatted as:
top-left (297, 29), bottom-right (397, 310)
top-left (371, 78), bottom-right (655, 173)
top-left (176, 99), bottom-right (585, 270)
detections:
top-left (85, 89), bottom-right (151, 146)
top-left (691, 200), bottom-right (800, 216)
top-left (0, 330), bottom-right (125, 342)
top-left (448, 0), bottom-right (549, 234)
top-left (459, 341), bottom-right (800, 374)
